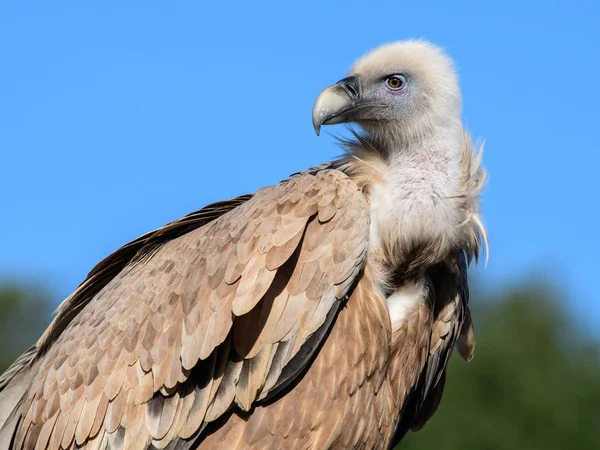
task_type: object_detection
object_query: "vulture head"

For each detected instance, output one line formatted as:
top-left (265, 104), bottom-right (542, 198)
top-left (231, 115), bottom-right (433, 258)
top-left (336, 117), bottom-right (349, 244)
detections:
top-left (312, 40), bottom-right (461, 146)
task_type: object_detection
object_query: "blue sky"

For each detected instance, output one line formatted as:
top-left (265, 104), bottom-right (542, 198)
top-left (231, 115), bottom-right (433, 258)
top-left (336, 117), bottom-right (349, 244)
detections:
top-left (1, 1), bottom-right (599, 332)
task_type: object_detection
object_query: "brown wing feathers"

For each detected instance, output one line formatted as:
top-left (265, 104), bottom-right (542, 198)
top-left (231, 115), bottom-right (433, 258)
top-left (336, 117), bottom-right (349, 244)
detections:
top-left (37, 195), bottom-right (253, 356)
top-left (13, 169), bottom-right (370, 449)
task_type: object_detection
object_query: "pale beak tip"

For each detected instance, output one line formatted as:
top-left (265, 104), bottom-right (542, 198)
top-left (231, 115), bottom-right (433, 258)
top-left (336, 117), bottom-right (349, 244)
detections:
top-left (312, 106), bottom-right (325, 136)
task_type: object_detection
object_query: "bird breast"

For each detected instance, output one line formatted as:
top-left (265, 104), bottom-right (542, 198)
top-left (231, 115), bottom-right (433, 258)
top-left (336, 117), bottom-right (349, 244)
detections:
top-left (367, 154), bottom-right (465, 266)
top-left (385, 280), bottom-right (425, 333)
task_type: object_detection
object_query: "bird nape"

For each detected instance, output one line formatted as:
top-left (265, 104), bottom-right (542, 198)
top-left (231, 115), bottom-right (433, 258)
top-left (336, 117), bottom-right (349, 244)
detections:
top-left (0, 40), bottom-right (486, 450)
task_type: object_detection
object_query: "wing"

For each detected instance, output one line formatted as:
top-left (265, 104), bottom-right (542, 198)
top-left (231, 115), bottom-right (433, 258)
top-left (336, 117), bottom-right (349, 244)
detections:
top-left (0, 196), bottom-right (251, 442)
top-left (392, 250), bottom-right (476, 443)
top-left (38, 194), bottom-right (254, 355)
top-left (12, 169), bottom-right (370, 450)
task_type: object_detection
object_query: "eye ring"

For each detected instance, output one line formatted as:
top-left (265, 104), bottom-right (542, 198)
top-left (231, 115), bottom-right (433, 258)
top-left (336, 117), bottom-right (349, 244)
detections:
top-left (385, 74), bottom-right (407, 91)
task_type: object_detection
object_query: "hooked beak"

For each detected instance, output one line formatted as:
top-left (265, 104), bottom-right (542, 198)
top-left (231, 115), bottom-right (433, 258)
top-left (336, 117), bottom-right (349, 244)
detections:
top-left (312, 76), bottom-right (361, 136)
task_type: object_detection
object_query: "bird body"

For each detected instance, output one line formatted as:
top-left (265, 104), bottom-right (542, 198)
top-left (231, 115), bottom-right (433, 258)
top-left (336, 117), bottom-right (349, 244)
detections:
top-left (0, 40), bottom-right (486, 449)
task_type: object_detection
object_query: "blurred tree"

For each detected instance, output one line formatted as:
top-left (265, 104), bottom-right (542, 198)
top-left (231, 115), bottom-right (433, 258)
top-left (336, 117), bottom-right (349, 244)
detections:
top-left (1, 281), bottom-right (599, 449)
top-left (0, 284), bottom-right (52, 373)
top-left (399, 283), bottom-right (600, 449)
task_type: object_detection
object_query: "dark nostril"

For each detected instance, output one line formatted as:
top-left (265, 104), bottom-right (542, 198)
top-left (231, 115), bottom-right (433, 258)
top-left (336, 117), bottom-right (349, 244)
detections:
top-left (337, 76), bottom-right (359, 99)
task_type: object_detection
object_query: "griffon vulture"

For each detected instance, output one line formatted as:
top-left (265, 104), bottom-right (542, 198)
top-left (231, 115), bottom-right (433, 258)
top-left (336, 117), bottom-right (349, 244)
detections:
top-left (0, 40), bottom-right (486, 449)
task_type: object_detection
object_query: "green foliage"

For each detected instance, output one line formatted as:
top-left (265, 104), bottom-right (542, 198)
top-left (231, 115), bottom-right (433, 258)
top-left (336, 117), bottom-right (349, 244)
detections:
top-left (0, 285), bottom-right (51, 373)
top-left (399, 284), bottom-right (600, 449)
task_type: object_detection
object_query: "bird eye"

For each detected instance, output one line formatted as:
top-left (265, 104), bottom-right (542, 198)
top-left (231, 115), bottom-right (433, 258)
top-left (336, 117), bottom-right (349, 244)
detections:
top-left (385, 74), bottom-right (406, 91)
